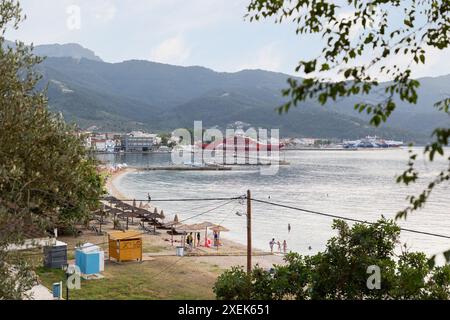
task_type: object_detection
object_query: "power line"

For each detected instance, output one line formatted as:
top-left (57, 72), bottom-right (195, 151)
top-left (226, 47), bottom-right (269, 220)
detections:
top-left (17, 199), bottom-right (239, 258)
top-left (250, 197), bottom-right (450, 240)
top-left (177, 199), bottom-right (237, 224)
top-left (101, 196), bottom-right (244, 202)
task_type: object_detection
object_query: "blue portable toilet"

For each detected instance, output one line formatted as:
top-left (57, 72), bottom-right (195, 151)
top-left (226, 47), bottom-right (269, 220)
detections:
top-left (75, 243), bottom-right (101, 275)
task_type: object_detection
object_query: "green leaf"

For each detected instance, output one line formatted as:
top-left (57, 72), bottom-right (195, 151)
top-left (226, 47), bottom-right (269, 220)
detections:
top-left (320, 63), bottom-right (330, 71)
top-left (419, 54), bottom-right (425, 64)
top-left (404, 19), bottom-right (414, 28)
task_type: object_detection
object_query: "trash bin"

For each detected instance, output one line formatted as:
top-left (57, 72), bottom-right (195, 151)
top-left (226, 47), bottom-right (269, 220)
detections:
top-left (44, 241), bottom-right (67, 269)
top-left (176, 246), bottom-right (184, 257)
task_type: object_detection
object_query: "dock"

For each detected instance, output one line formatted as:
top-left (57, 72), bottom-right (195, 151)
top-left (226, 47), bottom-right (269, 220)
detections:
top-left (135, 161), bottom-right (290, 171)
top-left (140, 165), bottom-right (233, 171)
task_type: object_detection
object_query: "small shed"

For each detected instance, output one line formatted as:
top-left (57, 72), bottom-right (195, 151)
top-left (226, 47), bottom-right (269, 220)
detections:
top-left (108, 231), bottom-right (142, 262)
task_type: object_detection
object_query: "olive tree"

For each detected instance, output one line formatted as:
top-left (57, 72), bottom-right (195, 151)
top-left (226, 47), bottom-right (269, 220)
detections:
top-left (0, 0), bottom-right (104, 299)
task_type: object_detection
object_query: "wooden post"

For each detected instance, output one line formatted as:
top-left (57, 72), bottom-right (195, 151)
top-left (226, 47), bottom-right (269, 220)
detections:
top-left (247, 189), bottom-right (252, 274)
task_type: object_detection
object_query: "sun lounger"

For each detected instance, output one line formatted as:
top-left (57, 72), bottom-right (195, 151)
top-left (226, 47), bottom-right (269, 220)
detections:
top-left (139, 222), bottom-right (160, 235)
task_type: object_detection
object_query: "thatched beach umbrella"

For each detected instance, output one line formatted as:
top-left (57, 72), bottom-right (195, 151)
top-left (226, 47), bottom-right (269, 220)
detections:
top-left (211, 225), bottom-right (230, 232)
top-left (167, 215), bottom-right (181, 246)
top-left (195, 222), bottom-right (216, 247)
top-left (175, 224), bottom-right (200, 247)
top-left (118, 211), bottom-right (141, 228)
top-left (103, 196), bottom-right (118, 202)
top-left (114, 201), bottom-right (128, 209)
top-left (211, 225), bottom-right (229, 250)
top-left (160, 210), bottom-right (165, 221)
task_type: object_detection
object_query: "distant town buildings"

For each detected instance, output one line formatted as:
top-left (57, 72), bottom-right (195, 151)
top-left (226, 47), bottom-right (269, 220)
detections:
top-left (80, 130), bottom-right (403, 153)
top-left (81, 130), bottom-right (167, 153)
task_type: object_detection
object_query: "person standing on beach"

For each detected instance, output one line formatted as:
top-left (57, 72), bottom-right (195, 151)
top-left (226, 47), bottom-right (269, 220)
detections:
top-left (283, 240), bottom-right (287, 254)
top-left (269, 238), bottom-right (275, 253)
top-left (197, 233), bottom-right (200, 247)
top-left (277, 241), bottom-right (281, 252)
top-left (188, 233), bottom-right (194, 249)
top-left (288, 223), bottom-right (291, 233)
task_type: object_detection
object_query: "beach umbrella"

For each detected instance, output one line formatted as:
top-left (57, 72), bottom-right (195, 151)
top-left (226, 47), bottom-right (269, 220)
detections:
top-left (103, 196), bottom-right (118, 202)
top-left (196, 222), bottom-right (216, 229)
top-left (139, 201), bottom-right (143, 209)
top-left (153, 208), bottom-right (158, 215)
top-left (175, 224), bottom-right (191, 232)
top-left (211, 225), bottom-right (229, 250)
top-left (160, 210), bottom-right (165, 221)
top-left (196, 221), bottom-right (216, 247)
top-left (211, 225), bottom-right (229, 232)
top-left (173, 214), bottom-right (179, 223)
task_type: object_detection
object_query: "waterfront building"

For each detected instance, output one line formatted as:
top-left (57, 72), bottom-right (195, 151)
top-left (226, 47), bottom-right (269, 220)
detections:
top-left (120, 131), bottom-right (156, 152)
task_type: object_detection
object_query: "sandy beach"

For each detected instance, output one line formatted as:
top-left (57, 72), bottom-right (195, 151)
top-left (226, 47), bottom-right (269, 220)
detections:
top-left (103, 167), bottom-right (285, 269)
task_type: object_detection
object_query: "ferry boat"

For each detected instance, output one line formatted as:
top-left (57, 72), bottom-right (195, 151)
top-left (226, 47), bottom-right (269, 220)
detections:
top-left (199, 135), bottom-right (284, 152)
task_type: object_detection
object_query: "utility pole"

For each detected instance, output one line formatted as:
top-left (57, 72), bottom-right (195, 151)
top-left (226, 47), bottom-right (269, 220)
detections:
top-left (65, 265), bottom-right (69, 301)
top-left (247, 189), bottom-right (252, 274)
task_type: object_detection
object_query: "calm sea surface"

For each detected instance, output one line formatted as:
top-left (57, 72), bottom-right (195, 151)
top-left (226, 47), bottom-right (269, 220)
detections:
top-left (98, 148), bottom-right (450, 261)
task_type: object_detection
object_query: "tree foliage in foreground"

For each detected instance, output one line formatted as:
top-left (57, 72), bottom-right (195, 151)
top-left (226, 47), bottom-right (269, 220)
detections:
top-left (246, 0), bottom-right (450, 219)
top-left (214, 218), bottom-right (450, 300)
top-left (0, 0), bottom-right (104, 299)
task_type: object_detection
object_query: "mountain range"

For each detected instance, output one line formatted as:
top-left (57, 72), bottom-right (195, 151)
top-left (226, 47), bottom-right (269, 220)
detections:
top-left (6, 41), bottom-right (449, 142)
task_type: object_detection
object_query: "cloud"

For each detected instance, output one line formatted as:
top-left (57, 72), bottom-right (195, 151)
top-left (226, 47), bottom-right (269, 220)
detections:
top-left (90, 0), bottom-right (117, 23)
top-left (235, 43), bottom-right (283, 72)
top-left (411, 47), bottom-right (450, 78)
top-left (149, 35), bottom-right (191, 65)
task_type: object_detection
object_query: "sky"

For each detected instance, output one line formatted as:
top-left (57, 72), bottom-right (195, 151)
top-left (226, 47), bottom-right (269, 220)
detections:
top-left (5, 0), bottom-right (450, 78)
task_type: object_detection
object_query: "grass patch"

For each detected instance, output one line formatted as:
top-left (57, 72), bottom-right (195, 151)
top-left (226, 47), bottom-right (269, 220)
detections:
top-left (143, 244), bottom-right (167, 254)
top-left (36, 257), bottom-right (218, 300)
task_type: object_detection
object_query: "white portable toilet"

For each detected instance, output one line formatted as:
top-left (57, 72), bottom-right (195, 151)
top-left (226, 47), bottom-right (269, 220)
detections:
top-left (98, 250), bottom-right (105, 272)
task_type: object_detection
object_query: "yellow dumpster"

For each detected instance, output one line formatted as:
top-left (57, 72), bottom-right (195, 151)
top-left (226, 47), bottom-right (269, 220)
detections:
top-left (108, 231), bottom-right (143, 263)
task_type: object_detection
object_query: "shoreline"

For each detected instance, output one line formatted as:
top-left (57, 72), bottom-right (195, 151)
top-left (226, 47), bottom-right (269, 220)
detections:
top-left (105, 167), bottom-right (136, 200)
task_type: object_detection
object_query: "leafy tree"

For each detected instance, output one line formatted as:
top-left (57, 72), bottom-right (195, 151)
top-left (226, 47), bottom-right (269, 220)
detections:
top-left (246, 0), bottom-right (450, 220)
top-left (0, 0), bottom-right (104, 299)
top-left (214, 218), bottom-right (450, 300)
